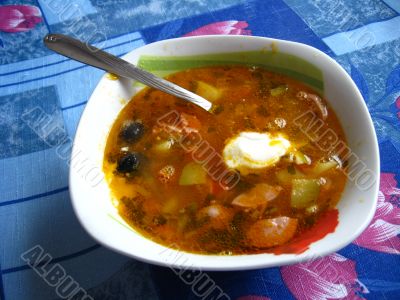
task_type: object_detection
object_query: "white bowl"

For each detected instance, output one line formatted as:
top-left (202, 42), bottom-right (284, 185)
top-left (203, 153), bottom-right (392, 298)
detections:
top-left (69, 35), bottom-right (380, 270)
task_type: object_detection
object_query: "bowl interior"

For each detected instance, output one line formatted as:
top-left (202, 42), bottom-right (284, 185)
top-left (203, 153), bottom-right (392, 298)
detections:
top-left (69, 35), bottom-right (379, 270)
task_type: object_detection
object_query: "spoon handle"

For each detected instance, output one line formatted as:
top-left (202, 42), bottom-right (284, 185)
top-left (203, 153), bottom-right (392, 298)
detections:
top-left (44, 34), bottom-right (212, 111)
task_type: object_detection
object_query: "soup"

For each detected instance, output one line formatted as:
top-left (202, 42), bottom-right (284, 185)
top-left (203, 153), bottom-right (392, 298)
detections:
top-left (103, 66), bottom-right (347, 255)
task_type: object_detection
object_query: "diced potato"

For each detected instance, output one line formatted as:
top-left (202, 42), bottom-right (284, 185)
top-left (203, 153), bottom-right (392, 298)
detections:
top-left (179, 162), bottom-right (207, 185)
top-left (293, 151), bottom-right (311, 165)
top-left (246, 217), bottom-right (298, 248)
top-left (270, 85), bottom-right (288, 96)
top-left (154, 139), bottom-right (174, 152)
top-left (312, 160), bottom-right (338, 175)
top-left (276, 166), bottom-right (305, 184)
top-left (195, 81), bottom-right (222, 102)
top-left (291, 179), bottom-right (320, 208)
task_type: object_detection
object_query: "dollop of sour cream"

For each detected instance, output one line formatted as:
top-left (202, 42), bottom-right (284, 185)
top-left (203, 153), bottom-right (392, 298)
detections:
top-left (223, 132), bottom-right (291, 174)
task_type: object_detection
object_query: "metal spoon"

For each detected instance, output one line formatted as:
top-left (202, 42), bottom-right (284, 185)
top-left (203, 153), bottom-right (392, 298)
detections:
top-left (43, 34), bottom-right (213, 112)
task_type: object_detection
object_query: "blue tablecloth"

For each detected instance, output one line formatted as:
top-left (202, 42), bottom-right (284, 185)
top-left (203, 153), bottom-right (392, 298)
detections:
top-left (1, 0), bottom-right (399, 299)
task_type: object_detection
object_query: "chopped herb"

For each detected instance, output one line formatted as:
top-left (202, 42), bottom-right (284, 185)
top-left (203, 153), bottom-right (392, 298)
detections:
top-left (251, 70), bottom-right (263, 80)
top-left (287, 165), bottom-right (296, 174)
top-left (256, 105), bottom-right (269, 117)
top-left (153, 215), bottom-right (167, 226)
top-left (143, 89), bottom-right (154, 100)
top-left (263, 208), bottom-right (278, 220)
top-left (107, 153), bottom-right (117, 163)
top-left (304, 215), bottom-right (316, 227)
top-left (188, 80), bottom-right (197, 92)
top-left (120, 196), bottom-right (145, 225)
top-left (212, 104), bottom-right (224, 114)
top-left (205, 193), bottom-right (215, 203)
top-left (244, 116), bottom-right (255, 129)
top-left (186, 202), bottom-right (198, 213)
top-left (174, 100), bottom-right (189, 107)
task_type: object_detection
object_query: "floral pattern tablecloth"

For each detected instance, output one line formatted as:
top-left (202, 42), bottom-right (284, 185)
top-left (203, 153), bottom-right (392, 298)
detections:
top-left (0, 0), bottom-right (399, 299)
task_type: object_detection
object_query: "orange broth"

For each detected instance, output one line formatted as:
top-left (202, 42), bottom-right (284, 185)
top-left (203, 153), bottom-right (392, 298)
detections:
top-left (103, 66), bottom-right (347, 254)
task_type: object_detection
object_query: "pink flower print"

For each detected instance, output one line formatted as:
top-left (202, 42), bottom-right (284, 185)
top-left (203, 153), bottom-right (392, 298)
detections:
top-left (396, 96), bottom-right (400, 119)
top-left (281, 253), bottom-right (368, 299)
top-left (183, 21), bottom-right (251, 36)
top-left (354, 173), bottom-right (400, 254)
top-left (0, 5), bottom-right (43, 33)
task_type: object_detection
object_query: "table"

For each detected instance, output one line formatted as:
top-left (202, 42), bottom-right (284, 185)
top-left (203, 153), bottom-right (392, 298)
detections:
top-left (0, 0), bottom-right (399, 299)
